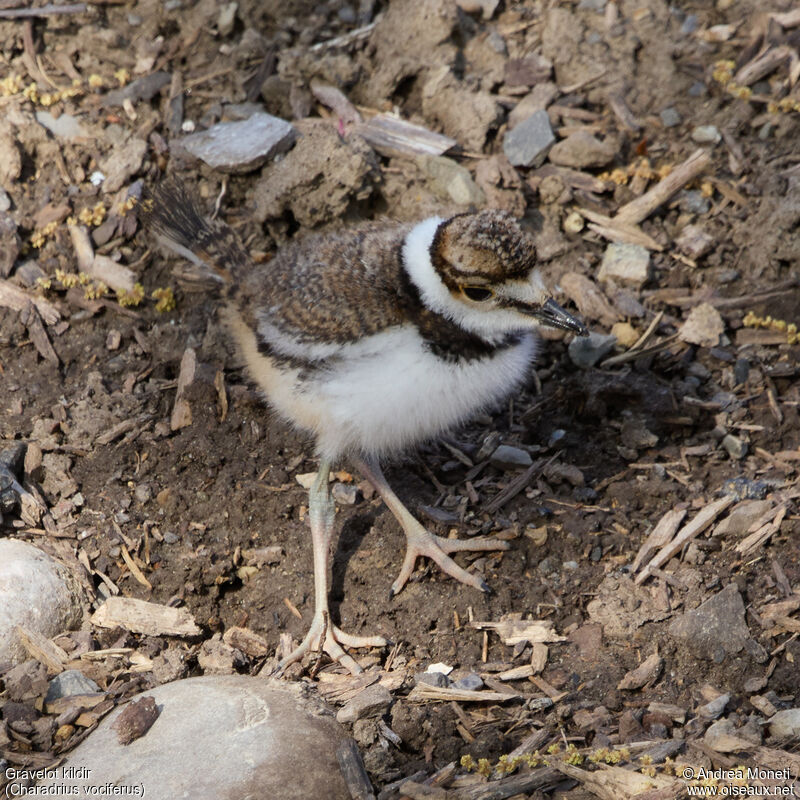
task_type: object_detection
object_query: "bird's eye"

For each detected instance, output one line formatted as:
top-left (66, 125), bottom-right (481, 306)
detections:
top-left (462, 286), bottom-right (494, 302)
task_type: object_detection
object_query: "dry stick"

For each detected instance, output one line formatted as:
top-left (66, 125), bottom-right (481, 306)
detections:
top-left (615, 149), bottom-right (711, 225)
top-left (579, 207), bottom-right (663, 250)
top-left (0, 2), bottom-right (86, 17)
top-left (635, 495), bottom-right (734, 584)
top-left (734, 45), bottom-right (794, 86)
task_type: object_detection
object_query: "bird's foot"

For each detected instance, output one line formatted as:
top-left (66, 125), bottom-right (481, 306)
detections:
top-left (391, 526), bottom-right (510, 597)
top-left (275, 610), bottom-right (387, 677)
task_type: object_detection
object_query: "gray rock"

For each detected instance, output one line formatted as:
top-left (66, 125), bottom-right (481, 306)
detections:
top-left (769, 708), bottom-right (800, 740)
top-left (691, 125), bottom-right (721, 144)
top-left (45, 669), bottom-right (101, 703)
top-left (598, 243), bottom-right (650, 288)
top-left (0, 539), bottom-right (85, 667)
top-left (415, 671), bottom-right (450, 688)
top-left (697, 693), bottom-right (730, 719)
top-left (0, 187), bottom-right (10, 211)
top-left (660, 107), bottom-right (681, 128)
top-left (508, 83), bottom-right (559, 129)
top-left (548, 131), bottom-right (616, 169)
top-left (0, 212), bottom-right (20, 277)
top-left (332, 482), bottom-right (360, 505)
top-left (680, 189), bottom-right (710, 215)
top-left (568, 331), bottom-right (617, 368)
top-left (503, 109), bottom-right (555, 167)
top-left (721, 434), bottom-right (747, 460)
top-left (38, 676), bottom-right (350, 800)
top-left (490, 444), bottom-right (533, 470)
top-left (452, 673), bottom-right (484, 691)
top-left (336, 683), bottom-right (393, 724)
top-left (676, 223), bottom-right (713, 259)
top-left (668, 583), bottom-right (750, 660)
top-left (418, 155), bottom-right (485, 205)
top-left (178, 112), bottom-right (296, 173)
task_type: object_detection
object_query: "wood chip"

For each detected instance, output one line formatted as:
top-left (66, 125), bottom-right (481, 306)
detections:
top-left (0, 278), bottom-right (61, 326)
top-left (407, 684), bottom-right (522, 703)
top-left (636, 495), bottom-right (734, 584)
top-left (356, 113), bottom-right (456, 158)
top-left (91, 596), bottom-right (201, 637)
top-left (632, 507), bottom-right (688, 573)
top-left (555, 761), bottom-right (679, 799)
top-left (170, 347), bottom-right (197, 431)
top-left (15, 625), bottom-right (68, 673)
top-left (617, 651), bottom-right (663, 690)
top-left (469, 617), bottom-right (564, 646)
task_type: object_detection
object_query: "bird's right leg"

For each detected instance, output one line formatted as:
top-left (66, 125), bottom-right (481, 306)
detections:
top-left (276, 459), bottom-right (386, 676)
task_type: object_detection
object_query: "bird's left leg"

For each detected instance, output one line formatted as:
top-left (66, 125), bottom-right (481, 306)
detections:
top-left (276, 459), bottom-right (387, 675)
top-left (353, 457), bottom-right (510, 598)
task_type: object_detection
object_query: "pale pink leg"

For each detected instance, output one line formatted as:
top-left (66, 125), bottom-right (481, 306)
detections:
top-left (277, 460), bottom-right (386, 676)
top-left (354, 457), bottom-right (509, 597)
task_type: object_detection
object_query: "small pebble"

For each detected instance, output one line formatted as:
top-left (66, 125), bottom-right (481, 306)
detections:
top-left (163, 532), bottom-right (179, 544)
top-left (416, 671), bottom-right (450, 688)
top-left (680, 190), bottom-right (710, 215)
top-left (680, 14), bottom-right (699, 34)
top-left (688, 81), bottom-right (707, 97)
top-left (733, 358), bottom-right (750, 385)
top-left (598, 243), bottom-right (650, 288)
top-left (490, 444), bottom-right (532, 470)
top-left (503, 109), bottom-right (555, 168)
top-left (547, 429), bottom-right (566, 448)
top-left (721, 434), bottom-right (747, 460)
top-left (660, 107), bottom-right (681, 128)
top-left (691, 125), bottom-right (721, 144)
top-left (452, 673), bottom-right (484, 691)
top-left (568, 332), bottom-right (617, 368)
top-left (332, 482), bottom-right (359, 505)
top-left (0, 188), bottom-right (10, 212)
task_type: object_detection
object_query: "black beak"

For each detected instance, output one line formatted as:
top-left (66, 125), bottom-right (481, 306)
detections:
top-left (529, 298), bottom-right (589, 336)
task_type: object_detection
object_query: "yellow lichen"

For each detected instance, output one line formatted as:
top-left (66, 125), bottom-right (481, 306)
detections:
top-left (152, 287), bottom-right (176, 312)
top-left (117, 283), bottom-right (145, 307)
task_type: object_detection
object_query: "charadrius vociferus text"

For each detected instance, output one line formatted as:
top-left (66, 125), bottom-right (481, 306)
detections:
top-left (141, 180), bottom-right (588, 674)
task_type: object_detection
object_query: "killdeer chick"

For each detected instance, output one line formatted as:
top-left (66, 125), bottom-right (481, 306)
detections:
top-left (142, 180), bottom-right (587, 675)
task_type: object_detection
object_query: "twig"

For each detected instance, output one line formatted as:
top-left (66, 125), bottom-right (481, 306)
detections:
top-left (636, 495), bottom-right (734, 584)
top-left (615, 149), bottom-right (711, 225)
top-left (0, 2), bottom-right (86, 17)
top-left (599, 332), bottom-right (681, 368)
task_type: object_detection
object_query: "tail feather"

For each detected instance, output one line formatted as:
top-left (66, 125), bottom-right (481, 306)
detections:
top-left (140, 179), bottom-right (251, 285)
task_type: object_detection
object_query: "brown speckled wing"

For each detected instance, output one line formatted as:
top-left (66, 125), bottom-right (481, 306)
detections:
top-left (234, 223), bottom-right (414, 345)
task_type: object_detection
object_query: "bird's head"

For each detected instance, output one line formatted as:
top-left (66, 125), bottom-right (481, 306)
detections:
top-left (404, 210), bottom-right (588, 341)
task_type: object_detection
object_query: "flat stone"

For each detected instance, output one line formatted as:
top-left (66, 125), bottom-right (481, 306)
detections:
top-left (769, 708), bottom-right (800, 740)
top-left (568, 331), bottom-right (617, 368)
top-left (0, 212), bottom-right (20, 277)
top-left (508, 83), bottom-right (559, 128)
top-left (45, 669), bottom-right (101, 703)
top-left (38, 676), bottom-right (350, 800)
top-left (336, 684), bottom-right (393, 724)
top-left (503, 109), bottom-right (555, 167)
top-left (0, 539), bottom-right (85, 667)
top-left (668, 583), bottom-right (750, 660)
top-left (598, 243), bottom-right (650, 289)
top-left (418, 155), bottom-right (485, 205)
top-left (452, 673), bottom-right (483, 691)
top-left (548, 131), bottom-right (616, 169)
top-left (490, 444), bottom-right (533, 470)
top-left (680, 189), bottom-right (710, 214)
top-left (178, 112), bottom-right (297, 173)
top-left (678, 302), bottom-right (724, 348)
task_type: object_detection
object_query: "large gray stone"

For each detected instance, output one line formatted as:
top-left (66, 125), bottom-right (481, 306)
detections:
top-left (503, 109), bottom-right (555, 167)
top-left (37, 675), bottom-right (351, 800)
top-left (178, 112), bottom-right (296, 173)
top-left (0, 539), bottom-right (85, 666)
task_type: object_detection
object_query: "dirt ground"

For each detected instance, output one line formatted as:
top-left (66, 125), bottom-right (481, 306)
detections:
top-left (1, 0), bottom-right (800, 796)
